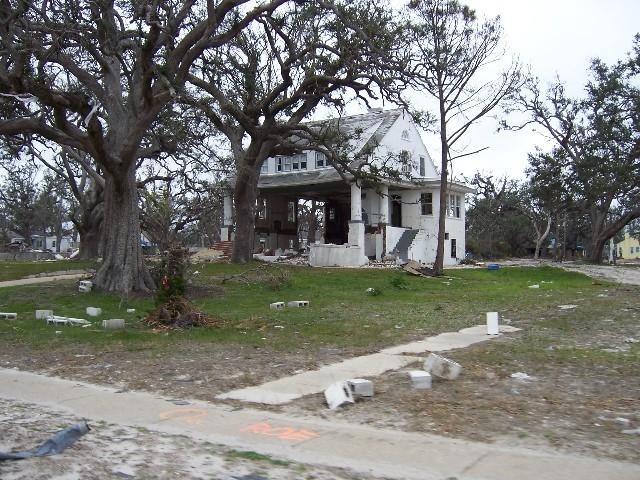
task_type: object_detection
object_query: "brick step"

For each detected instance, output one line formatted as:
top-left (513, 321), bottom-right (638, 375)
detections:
top-left (211, 241), bottom-right (234, 256)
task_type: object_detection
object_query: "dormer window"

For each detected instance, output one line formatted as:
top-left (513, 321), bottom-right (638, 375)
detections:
top-left (401, 130), bottom-right (410, 141)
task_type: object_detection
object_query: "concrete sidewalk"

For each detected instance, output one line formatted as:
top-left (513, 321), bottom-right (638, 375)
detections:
top-left (1, 368), bottom-right (638, 480)
top-left (0, 273), bottom-right (86, 288)
top-left (217, 324), bottom-right (520, 405)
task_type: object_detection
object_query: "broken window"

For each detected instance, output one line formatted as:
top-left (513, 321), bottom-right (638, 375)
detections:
top-left (420, 192), bottom-right (433, 215)
top-left (445, 194), bottom-right (461, 218)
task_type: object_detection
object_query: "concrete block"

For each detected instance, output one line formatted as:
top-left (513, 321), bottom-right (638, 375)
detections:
top-left (0, 312), bottom-right (17, 321)
top-left (270, 302), bottom-right (285, 310)
top-left (78, 280), bottom-right (93, 292)
top-left (102, 319), bottom-right (125, 330)
top-left (287, 300), bottom-right (309, 308)
top-left (409, 370), bottom-right (432, 389)
top-left (324, 381), bottom-right (355, 410)
top-left (486, 312), bottom-right (500, 335)
top-left (35, 310), bottom-right (53, 320)
top-left (348, 378), bottom-right (374, 398)
top-left (423, 353), bottom-right (462, 380)
top-left (86, 307), bottom-right (102, 317)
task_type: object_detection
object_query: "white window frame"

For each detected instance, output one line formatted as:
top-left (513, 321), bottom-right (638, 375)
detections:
top-left (292, 154), bottom-right (307, 171)
top-left (315, 152), bottom-right (329, 168)
top-left (446, 194), bottom-right (461, 218)
top-left (420, 192), bottom-right (433, 215)
top-left (277, 156), bottom-right (293, 172)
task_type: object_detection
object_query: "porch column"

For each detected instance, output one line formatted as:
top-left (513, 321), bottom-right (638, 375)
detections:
top-left (348, 182), bottom-right (364, 247)
top-left (220, 192), bottom-right (234, 241)
top-left (378, 185), bottom-right (389, 225)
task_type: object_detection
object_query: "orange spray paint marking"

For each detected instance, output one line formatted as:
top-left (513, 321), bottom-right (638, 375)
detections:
top-left (240, 422), bottom-right (319, 442)
top-left (159, 408), bottom-right (208, 426)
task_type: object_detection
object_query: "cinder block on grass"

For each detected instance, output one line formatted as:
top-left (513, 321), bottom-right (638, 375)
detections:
top-left (86, 307), bottom-right (102, 317)
top-left (287, 300), bottom-right (309, 308)
top-left (408, 370), bottom-right (432, 389)
top-left (35, 310), bottom-right (53, 320)
top-left (0, 312), bottom-right (17, 321)
top-left (102, 319), bottom-right (125, 330)
top-left (78, 280), bottom-right (93, 293)
top-left (423, 353), bottom-right (462, 380)
top-left (270, 302), bottom-right (285, 310)
top-left (348, 378), bottom-right (374, 398)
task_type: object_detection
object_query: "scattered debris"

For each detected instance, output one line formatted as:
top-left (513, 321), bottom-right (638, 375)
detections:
top-left (35, 310), bottom-right (53, 320)
top-left (78, 280), bottom-right (93, 293)
top-left (366, 287), bottom-right (381, 296)
top-left (144, 297), bottom-right (224, 330)
top-left (287, 300), bottom-right (309, 308)
top-left (511, 372), bottom-right (536, 381)
top-left (423, 353), bottom-right (462, 380)
top-left (615, 417), bottom-right (631, 426)
top-left (408, 370), bottom-right (432, 389)
top-left (486, 312), bottom-right (500, 335)
top-left (86, 307), bottom-right (102, 317)
top-left (0, 421), bottom-right (90, 461)
top-left (487, 263), bottom-right (500, 271)
top-left (624, 337), bottom-right (639, 344)
top-left (269, 302), bottom-right (285, 310)
top-left (528, 284), bottom-right (540, 289)
top-left (46, 316), bottom-right (90, 327)
top-left (126, 308), bottom-right (136, 313)
top-left (347, 379), bottom-right (374, 398)
top-left (622, 428), bottom-right (640, 435)
top-left (0, 312), bottom-right (17, 321)
top-left (324, 381), bottom-right (355, 410)
top-left (102, 319), bottom-right (125, 330)
top-left (403, 260), bottom-right (435, 277)
top-left (558, 304), bottom-right (578, 310)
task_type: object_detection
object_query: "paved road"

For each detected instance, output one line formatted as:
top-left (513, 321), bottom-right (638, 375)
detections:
top-left (1, 368), bottom-right (638, 480)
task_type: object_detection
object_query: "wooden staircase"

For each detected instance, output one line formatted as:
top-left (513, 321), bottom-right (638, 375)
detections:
top-left (211, 241), bottom-right (234, 257)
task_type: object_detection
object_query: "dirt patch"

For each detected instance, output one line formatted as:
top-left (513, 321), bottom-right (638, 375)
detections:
top-left (0, 399), bottom-right (368, 480)
top-left (277, 285), bottom-right (640, 463)
top-left (0, 341), bottom-right (367, 404)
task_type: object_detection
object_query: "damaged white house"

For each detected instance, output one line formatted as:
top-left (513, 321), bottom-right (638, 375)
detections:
top-left (220, 108), bottom-right (473, 267)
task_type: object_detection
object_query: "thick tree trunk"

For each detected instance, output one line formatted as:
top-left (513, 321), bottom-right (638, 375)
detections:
top-left (231, 166), bottom-right (259, 263)
top-left (78, 227), bottom-right (101, 260)
top-left (94, 167), bottom-right (154, 293)
top-left (587, 237), bottom-right (606, 263)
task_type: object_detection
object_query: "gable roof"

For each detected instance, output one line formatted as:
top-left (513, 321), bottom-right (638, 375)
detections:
top-left (300, 108), bottom-right (405, 160)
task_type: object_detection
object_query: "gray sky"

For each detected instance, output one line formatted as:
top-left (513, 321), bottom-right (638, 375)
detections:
top-left (351, 0), bottom-right (640, 180)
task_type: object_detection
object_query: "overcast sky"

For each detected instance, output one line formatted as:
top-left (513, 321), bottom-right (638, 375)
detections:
top-left (350, 0), bottom-right (640, 180)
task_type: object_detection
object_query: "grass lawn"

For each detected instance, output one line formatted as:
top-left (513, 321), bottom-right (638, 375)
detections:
top-left (1, 260), bottom-right (638, 462)
top-left (0, 262), bottom-right (598, 351)
top-left (0, 260), bottom-right (96, 282)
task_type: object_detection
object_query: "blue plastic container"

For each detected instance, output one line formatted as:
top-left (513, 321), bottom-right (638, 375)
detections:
top-left (487, 264), bottom-right (500, 271)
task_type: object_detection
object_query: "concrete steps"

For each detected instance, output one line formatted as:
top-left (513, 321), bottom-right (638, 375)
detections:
top-left (393, 229), bottom-right (419, 261)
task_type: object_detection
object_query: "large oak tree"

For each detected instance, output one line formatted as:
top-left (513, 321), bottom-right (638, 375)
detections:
top-left (0, 0), bottom-right (289, 292)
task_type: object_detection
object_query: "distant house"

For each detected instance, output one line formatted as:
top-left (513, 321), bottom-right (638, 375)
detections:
top-left (6, 233), bottom-right (75, 252)
top-left (617, 231), bottom-right (640, 260)
top-left (221, 108), bottom-right (473, 267)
